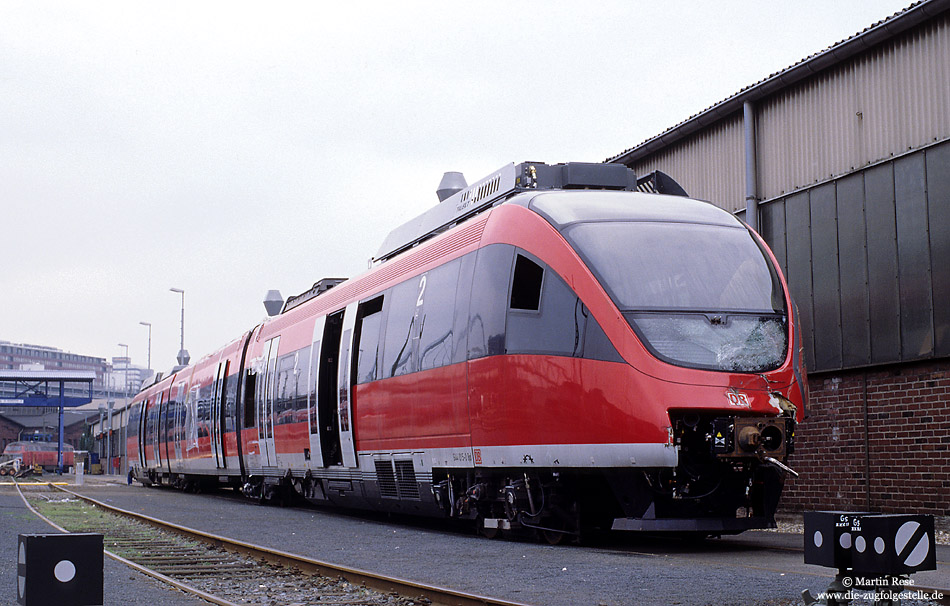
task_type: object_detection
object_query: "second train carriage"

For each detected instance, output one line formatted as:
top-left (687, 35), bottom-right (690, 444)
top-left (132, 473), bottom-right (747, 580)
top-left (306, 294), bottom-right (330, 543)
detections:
top-left (128, 162), bottom-right (807, 539)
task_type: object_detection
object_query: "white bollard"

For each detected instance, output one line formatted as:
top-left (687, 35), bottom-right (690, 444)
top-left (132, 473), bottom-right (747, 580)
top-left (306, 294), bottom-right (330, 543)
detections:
top-left (75, 461), bottom-right (84, 486)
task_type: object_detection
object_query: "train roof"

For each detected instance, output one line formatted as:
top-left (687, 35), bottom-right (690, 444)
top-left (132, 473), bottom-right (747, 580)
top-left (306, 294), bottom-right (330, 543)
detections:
top-left (374, 161), bottom-right (687, 262)
top-left (520, 190), bottom-right (744, 230)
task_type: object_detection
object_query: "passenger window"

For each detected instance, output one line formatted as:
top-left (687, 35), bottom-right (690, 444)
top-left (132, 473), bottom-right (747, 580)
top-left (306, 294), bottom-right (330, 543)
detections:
top-left (467, 244), bottom-right (513, 359)
top-left (293, 346), bottom-right (310, 416)
top-left (308, 340), bottom-right (319, 434)
top-left (242, 371), bottom-right (256, 428)
top-left (452, 252), bottom-right (476, 364)
top-left (274, 353), bottom-right (295, 425)
top-left (510, 254), bottom-right (544, 311)
top-left (382, 280), bottom-right (421, 378)
top-left (419, 259), bottom-right (461, 371)
top-left (355, 296), bottom-right (384, 384)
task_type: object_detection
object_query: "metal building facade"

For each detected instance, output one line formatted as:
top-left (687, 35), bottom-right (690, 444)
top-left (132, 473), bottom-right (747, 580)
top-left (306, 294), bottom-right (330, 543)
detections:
top-left (755, 14), bottom-right (950, 202)
top-left (629, 116), bottom-right (745, 212)
top-left (759, 140), bottom-right (950, 373)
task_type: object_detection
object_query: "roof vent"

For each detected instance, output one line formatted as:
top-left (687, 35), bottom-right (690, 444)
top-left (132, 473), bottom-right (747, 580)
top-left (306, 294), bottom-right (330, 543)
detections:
top-left (263, 290), bottom-right (284, 316)
top-left (436, 171), bottom-right (467, 202)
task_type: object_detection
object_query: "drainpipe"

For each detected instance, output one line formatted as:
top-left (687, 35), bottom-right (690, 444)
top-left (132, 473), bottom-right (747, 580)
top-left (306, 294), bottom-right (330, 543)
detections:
top-left (743, 101), bottom-right (758, 232)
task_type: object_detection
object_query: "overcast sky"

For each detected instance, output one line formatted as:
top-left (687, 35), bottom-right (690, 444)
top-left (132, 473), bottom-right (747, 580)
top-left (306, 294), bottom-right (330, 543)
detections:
top-left (1, 1), bottom-right (913, 373)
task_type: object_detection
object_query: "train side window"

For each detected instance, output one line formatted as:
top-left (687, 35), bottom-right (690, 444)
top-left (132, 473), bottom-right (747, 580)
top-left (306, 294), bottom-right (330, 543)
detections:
top-left (510, 254), bottom-right (544, 311)
top-left (506, 251), bottom-right (624, 362)
top-left (419, 258), bottom-right (461, 372)
top-left (355, 296), bottom-right (384, 384)
top-left (309, 339), bottom-right (320, 434)
top-left (452, 251), bottom-right (476, 364)
top-left (382, 279), bottom-right (421, 377)
top-left (293, 345), bottom-right (310, 418)
top-left (274, 353), bottom-right (295, 425)
top-left (198, 383), bottom-right (212, 438)
top-left (507, 253), bottom-right (579, 356)
top-left (242, 370), bottom-right (257, 428)
top-left (467, 244), bottom-right (513, 359)
top-left (581, 309), bottom-right (624, 363)
top-left (224, 365), bottom-right (238, 433)
top-left (176, 384), bottom-right (187, 443)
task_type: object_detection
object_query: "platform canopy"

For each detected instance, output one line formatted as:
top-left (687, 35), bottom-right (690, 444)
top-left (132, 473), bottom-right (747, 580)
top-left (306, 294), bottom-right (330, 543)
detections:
top-left (0, 370), bottom-right (97, 473)
top-left (0, 370), bottom-right (95, 408)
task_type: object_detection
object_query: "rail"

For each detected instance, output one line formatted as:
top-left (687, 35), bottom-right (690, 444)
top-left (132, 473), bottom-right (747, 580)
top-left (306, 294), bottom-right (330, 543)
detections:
top-left (15, 480), bottom-right (531, 606)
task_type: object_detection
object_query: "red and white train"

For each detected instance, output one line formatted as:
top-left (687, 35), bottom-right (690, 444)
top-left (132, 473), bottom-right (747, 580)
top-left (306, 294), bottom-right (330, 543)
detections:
top-left (127, 162), bottom-right (807, 541)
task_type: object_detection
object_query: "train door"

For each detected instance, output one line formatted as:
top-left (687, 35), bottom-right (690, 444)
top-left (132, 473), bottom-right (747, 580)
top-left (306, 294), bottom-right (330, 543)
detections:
top-left (211, 359), bottom-right (230, 469)
top-left (173, 382), bottom-right (186, 467)
top-left (337, 301), bottom-right (359, 468)
top-left (234, 330), bottom-right (255, 477)
top-left (317, 311), bottom-right (344, 466)
top-left (138, 397), bottom-right (149, 469)
top-left (307, 316), bottom-right (326, 467)
top-left (158, 390), bottom-right (170, 475)
top-left (258, 337), bottom-right (280, 466)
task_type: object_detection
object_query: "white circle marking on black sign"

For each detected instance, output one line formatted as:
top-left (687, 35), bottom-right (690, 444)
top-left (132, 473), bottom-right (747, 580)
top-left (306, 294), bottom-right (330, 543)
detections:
top-left (54, 559), bottom-right (76, 583)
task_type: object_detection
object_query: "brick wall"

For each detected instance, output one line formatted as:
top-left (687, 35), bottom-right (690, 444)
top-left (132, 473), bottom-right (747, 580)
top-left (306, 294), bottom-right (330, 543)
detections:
top-left (781, 359), bottom-right (950, 515)
top-left (0, 417), bottom-right (21, 453)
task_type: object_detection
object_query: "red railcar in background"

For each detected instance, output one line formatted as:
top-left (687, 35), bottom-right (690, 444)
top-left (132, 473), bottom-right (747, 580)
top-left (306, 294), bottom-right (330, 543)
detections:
top-left (0, 440), bottom-right (75, 473)
top-left (127, 162), bottom-right (807, 540)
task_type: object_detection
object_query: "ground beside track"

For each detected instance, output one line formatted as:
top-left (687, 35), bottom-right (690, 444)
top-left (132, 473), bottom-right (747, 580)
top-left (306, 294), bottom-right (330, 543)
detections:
top-left (0, 482), bottom-right (207, 606)
top-left (26, 476), bottom-right (946, 606)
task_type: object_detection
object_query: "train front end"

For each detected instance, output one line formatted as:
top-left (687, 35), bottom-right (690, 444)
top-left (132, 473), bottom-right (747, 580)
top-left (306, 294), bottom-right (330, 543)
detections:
top-left (524, 189), bottom-right (807, 534)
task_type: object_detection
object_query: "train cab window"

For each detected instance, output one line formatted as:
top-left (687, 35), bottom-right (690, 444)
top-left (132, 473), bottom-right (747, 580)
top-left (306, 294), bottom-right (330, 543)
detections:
top-left (507, 250), bottom-right (624, 363)
top-left (355, 296), bottom-right (384, 384)
top-left (510, 254), bottom-right (544, 311)
top-left (467, 244), bottom-right (513, 359)
top-left (507, 252), bottom-right (579, 356)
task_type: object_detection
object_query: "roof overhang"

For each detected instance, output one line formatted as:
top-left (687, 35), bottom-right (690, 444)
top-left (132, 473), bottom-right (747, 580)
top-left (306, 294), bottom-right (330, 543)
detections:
top-left (0, 370), bottom-right (96, 408)
top-left (607, 0), bottom-right (950, 166)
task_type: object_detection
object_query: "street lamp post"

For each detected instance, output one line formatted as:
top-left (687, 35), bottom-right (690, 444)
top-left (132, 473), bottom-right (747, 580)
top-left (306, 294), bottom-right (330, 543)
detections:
top-left (169, 288), bottom-right (189, 366)
top-left (112, 343), bottom-right (128, 476)
top-left (139, 321), bottom-right (152, 371)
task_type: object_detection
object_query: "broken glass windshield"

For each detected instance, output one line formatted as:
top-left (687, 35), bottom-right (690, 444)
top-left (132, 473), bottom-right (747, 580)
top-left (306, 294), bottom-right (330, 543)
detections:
top-left (564, 221), bottom-right (788, 372)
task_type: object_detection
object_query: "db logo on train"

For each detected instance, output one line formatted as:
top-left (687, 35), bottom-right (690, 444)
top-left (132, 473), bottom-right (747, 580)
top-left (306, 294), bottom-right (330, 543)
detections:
top-left (726, 391), bottom-right (751, 408)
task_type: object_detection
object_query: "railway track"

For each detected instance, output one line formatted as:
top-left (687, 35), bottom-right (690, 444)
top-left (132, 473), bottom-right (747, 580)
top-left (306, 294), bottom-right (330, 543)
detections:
top-left (15, 480), bottom-right (528, 606)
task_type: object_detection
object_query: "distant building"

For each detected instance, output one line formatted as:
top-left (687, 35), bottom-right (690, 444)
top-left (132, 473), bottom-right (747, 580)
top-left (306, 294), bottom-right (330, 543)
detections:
top-left (0, 341), bottom-right (147, 458)
top-left (0, 341), bottom-right (109, 391)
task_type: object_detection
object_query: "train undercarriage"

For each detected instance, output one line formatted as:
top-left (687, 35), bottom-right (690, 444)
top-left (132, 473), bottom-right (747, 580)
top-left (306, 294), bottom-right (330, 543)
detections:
top-left (430, 411), bottom-right (796, 543)
top-left (137, 410), bottom-right (796, 544)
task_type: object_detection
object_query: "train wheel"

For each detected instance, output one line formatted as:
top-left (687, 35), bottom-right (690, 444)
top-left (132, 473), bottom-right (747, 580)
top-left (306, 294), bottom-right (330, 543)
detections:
top-left (476, 517), bottom-right (501, 539)
top-left (541, 530), bottom-right (565, 545)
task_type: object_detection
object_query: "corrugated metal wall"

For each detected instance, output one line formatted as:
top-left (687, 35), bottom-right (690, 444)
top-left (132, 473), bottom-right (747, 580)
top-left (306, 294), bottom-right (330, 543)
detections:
top-left (758, 140), bottom-right (950, 373)
top-left (630, 115), bottom-right (745, 211)
top-left (757, 13), bottom-right (950, 201)
top-left (631, 12), bottom-right (950, 212)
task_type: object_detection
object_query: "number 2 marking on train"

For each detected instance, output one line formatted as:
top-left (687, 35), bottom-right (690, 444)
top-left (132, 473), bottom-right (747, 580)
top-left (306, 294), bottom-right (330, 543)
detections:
top-left (417, 274), bottom-right (427, 307)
